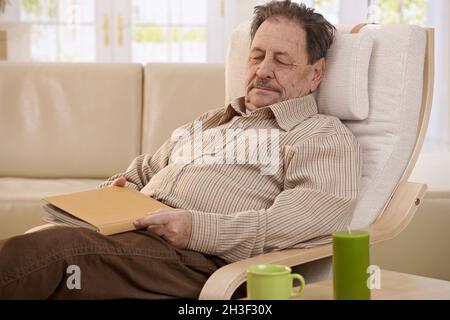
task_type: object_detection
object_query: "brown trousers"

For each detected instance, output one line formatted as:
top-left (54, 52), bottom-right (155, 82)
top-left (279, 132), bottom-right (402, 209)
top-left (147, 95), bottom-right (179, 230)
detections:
top-left (0, 226), bottom-right (227, 299)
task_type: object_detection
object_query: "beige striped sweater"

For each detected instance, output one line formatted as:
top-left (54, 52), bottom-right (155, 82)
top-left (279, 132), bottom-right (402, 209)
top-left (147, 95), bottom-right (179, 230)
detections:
top-left (98, 94), bottom-right (362, 263)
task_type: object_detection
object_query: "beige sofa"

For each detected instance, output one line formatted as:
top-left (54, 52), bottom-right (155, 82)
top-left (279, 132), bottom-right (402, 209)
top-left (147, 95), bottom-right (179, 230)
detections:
top-left (0, 62), bottom-right (225, 239)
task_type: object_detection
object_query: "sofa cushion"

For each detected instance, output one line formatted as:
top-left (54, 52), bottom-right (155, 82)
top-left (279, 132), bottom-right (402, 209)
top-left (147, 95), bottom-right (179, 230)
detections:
top-left (0, 62), bottom-right (143, 179)
top-left (142, 63), bottom-right (226, 155)
top-left (0, 177), bottom-right (103, 239)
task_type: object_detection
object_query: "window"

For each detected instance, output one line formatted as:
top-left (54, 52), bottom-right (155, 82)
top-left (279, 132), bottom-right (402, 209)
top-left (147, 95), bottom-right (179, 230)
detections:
top-left (0, 0), bottom-right (207, 63)
top-left (131, 0), bottom-right (207, 63)
top-left (20, 0), bottom-right (95, 62)
top-left (368, 0), bottom-right (426, 25)
top-left (0, 0), bottom-right (432, 63)
top-left (294, 0), bottom-right (339, 24)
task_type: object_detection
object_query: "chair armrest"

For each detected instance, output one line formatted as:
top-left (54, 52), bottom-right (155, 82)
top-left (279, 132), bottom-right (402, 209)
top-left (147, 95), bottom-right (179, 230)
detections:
top-left (368, 181), bottom-right (427, 244)
top-left (199, 244), bottom-right (333, 300)
top-left (199, 180), bottom-right (427, 300)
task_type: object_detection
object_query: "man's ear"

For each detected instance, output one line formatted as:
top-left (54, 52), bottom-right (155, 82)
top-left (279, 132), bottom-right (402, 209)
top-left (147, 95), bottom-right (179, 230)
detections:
top-left (309, 58), bottom-right (325, 93)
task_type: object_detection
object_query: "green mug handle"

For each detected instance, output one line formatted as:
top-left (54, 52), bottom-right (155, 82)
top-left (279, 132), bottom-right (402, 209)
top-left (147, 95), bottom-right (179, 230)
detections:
top-left (290, 273), bottom-right (305, 298)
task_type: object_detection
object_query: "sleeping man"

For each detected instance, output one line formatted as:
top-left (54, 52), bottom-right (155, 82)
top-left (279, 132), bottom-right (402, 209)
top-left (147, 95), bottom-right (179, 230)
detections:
top-left (0, 0), bottom-right (360, 299)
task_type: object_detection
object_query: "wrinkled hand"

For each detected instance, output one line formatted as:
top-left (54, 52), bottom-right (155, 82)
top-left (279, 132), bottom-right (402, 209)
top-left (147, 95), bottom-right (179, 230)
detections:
top-left (133, 208), bottom-right (192, 248)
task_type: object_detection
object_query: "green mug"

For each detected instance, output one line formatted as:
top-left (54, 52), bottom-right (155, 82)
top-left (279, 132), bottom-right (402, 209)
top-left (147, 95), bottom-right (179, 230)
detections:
top-left (246, 264), bottom-right (305, 300)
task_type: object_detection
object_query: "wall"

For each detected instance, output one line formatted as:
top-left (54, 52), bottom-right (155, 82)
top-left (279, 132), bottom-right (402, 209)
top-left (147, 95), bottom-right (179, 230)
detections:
top-left (0, 30), bottom-right (6, 59)
top-left (371, 153), bottom-right (450, 281)
top-left (371, 196), bottom-right (450, 281)
top-left (425, 0), bottom-right (450, 150)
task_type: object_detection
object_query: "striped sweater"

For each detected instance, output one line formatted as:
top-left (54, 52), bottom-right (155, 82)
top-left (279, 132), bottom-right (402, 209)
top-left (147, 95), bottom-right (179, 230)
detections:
top-left (98, 94), bottom-right (362, 263)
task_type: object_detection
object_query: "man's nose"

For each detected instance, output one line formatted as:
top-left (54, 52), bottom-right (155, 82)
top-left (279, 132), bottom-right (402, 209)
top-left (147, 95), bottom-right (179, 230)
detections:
top-left (256, 57), bottom-right (275, 79)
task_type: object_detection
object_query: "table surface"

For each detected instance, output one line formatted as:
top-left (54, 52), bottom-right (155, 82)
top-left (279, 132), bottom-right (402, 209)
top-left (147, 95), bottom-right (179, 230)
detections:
top-left (294, 269), bottom-right (450, 300)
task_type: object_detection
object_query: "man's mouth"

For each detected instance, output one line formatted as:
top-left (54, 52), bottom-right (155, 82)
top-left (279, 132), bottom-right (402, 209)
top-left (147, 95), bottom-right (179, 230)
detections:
top-left (252, 86), bottom-right (279, 93)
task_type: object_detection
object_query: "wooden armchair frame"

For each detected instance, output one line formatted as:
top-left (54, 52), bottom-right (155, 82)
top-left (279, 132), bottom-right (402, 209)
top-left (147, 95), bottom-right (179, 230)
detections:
top-left (198, 28), bottom-right (434, 300)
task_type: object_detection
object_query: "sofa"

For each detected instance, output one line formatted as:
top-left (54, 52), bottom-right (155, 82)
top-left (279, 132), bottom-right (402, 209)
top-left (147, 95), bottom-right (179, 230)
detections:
top-left (0, 62), bottom-right (225, 239)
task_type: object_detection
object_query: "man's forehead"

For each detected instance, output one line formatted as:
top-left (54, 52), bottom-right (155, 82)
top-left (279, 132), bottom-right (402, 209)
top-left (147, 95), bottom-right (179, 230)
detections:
top-left (251, 17), bottom-right (306, 51)
top-left (251, 32), bottom-right (302, 49)
top-left (251, 46), bottom-right (290, 56)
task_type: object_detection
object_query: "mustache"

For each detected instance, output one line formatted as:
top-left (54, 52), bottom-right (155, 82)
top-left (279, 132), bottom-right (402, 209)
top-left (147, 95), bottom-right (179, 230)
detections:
top-left (249, 79), bottom-right (281, 93)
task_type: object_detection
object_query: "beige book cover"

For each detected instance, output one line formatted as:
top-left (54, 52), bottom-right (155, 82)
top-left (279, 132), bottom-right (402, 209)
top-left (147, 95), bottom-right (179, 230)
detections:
top-left (42, 186), bottom-right (170, 235)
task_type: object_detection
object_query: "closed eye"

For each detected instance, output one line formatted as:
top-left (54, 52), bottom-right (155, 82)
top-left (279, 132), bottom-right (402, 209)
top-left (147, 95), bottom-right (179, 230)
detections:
top-left (276, 58), bottom-right (292, 66)
top-left (249, 56), bottom-right (264, 65)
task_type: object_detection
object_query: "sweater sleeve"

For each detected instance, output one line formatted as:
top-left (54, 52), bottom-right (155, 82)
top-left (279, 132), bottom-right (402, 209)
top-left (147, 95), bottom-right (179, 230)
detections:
top-left (96, 141), bottom-right (176, 191)
top-left (186, 132), bottom-right (361, 263)
top-left (97, 108), bottom-right (223, 191)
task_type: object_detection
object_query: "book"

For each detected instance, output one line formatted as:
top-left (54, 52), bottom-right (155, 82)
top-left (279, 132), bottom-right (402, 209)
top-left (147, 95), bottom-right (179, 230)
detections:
top-left (42, 186), bottom-right (171, 235)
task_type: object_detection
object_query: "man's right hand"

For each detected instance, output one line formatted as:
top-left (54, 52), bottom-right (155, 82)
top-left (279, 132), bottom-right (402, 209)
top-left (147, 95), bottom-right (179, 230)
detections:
top-left (112, 176), bottom-right (126, 187)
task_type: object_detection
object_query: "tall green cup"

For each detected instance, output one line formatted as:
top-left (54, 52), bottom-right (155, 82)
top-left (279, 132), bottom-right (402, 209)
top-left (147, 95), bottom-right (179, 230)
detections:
top-left (246, 264), bottom-right (305, 300)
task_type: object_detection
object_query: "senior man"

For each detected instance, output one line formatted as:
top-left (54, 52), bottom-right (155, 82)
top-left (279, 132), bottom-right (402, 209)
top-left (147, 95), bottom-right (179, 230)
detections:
top-left (0, 0), bottom-right (361, 299)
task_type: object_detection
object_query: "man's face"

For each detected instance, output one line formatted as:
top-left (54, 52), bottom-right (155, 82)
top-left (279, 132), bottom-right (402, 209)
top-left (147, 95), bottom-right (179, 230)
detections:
top-left (245, 16), bottom-right (325, 110)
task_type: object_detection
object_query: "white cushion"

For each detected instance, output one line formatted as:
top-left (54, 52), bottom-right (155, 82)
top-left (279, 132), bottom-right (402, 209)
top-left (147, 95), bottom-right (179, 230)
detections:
top-left (225, 21), bottom-right (372, 120)
top-left (341, 24), bottom-right (427, 228)
top-left (316, 33), bottom-right (372, 120)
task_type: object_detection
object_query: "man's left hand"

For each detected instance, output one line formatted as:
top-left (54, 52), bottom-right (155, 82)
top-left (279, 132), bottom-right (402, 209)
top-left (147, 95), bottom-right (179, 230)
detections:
top-left (133, 208), bottom-right (192, 248)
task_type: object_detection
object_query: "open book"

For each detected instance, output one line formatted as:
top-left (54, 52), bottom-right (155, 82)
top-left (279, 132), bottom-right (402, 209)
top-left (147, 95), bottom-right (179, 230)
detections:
top-left (42, 186), bottom-right (170, 235)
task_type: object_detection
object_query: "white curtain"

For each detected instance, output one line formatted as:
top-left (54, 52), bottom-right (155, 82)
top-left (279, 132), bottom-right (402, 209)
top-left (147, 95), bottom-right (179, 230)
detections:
top-left (424, 0), bottom-right (450, 152)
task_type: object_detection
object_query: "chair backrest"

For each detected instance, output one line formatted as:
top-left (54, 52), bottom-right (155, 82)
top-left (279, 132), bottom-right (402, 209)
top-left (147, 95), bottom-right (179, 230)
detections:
top-left (226, 22), bottom-right (433, 229)
top-left (0, 62), bottom-right (143, 178)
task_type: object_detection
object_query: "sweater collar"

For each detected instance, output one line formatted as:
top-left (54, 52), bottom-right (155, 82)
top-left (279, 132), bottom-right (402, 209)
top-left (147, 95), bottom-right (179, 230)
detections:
top-left (219, 94), bottom-right (318, 131)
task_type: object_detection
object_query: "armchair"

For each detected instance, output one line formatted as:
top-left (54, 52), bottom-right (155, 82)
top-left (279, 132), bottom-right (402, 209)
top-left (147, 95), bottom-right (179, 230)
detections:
top-left (199, 23), bottom-right (434, 299)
